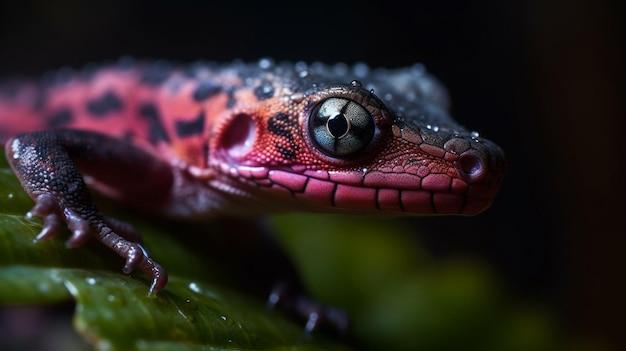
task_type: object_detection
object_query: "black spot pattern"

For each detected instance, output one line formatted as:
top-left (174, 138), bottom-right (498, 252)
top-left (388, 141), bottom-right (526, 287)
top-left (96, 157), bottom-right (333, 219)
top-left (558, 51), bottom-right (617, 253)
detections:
top-left (277, 145), bottom-right (296, 160)
top-left (47, 108), bottom-right (74, 128)
top-left (86, 91), bottom-right (123, 117)
top-left (175, 111), bottom-right (205, 137)
top-left (267, 112), bottom-right (294, 137)
top-left (267, 112), bottom-right (299, 161)
top-left (138, 103), bottom-right (170, 144)
top-left (192, 81), bottom-right (221, 102)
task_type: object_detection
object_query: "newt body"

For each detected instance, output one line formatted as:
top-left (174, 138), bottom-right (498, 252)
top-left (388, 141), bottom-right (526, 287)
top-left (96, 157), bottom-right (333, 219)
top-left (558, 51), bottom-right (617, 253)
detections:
top-left (0, 58), bottom-right (504, 332)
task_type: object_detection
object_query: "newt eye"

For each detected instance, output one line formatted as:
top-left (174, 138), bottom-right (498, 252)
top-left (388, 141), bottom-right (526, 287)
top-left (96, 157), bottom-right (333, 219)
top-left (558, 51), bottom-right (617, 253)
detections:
top-left (309, 97), bottom-right (375, 157)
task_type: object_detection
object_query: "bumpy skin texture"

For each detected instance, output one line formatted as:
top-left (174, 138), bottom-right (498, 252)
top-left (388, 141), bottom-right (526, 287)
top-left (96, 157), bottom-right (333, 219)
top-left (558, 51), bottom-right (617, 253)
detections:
top-left (0, 58), bottom-right (504, 332)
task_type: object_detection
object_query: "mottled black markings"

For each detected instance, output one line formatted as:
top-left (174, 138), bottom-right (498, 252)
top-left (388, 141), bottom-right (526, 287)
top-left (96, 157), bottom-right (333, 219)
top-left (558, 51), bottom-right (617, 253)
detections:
top-left (253, 80), bottom-right (274, 100)
top-left (267, 112), bottom-right (294, 137)
top-left (192, 81), bottom-right (221, 102)
top-left (276, 145), bottom-right (296, 160)
top-left (86, 91), bottom-right (123, 117)
top-left (138, 103), bottom-right (170, 144)
top-left (267, 112), bottom-right (299, 161)
top-left (175, 111), bottom-right (205, 137)
top-left (47, 108), bottom-right (73, 128)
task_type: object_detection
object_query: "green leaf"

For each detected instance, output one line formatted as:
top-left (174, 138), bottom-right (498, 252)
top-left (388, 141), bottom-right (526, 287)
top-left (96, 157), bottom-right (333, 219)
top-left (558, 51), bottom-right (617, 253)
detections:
top-left (0, 156), bottom-right (346, 351)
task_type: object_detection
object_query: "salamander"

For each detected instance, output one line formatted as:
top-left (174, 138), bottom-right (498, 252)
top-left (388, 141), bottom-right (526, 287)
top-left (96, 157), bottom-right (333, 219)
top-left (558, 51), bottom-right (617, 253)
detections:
top-left (0, 58), bottom-right (505, 332)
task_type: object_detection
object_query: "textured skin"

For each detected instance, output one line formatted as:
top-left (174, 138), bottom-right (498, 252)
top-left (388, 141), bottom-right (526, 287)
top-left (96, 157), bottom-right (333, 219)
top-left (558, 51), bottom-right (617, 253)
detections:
top-left (1, 58), bottom-right (504, 217)
top-left (0, 59), bottom-right (504, 328)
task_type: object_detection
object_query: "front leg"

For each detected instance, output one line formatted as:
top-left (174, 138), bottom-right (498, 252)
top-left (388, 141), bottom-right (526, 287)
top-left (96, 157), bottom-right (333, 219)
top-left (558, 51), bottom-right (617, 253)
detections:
top-left (4, 130), bottom-right (174, 294)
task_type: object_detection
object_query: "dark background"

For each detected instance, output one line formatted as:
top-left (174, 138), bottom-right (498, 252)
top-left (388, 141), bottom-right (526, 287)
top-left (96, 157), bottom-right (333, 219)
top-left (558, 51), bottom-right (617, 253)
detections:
top-left (0, 0), bottom-right (623, 348)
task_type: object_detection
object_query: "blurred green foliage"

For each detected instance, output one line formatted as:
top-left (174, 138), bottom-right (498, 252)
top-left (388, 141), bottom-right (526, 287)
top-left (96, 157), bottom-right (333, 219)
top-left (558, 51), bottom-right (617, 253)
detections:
top-left (272, 215), bottom-right (567, 351)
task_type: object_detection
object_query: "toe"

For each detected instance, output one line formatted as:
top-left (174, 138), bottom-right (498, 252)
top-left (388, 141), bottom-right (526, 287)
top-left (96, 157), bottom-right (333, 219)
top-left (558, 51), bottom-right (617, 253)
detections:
top-left (122, 243), bottom-right (145, 274)
top-left (34, 214), bottom-right (63, 242)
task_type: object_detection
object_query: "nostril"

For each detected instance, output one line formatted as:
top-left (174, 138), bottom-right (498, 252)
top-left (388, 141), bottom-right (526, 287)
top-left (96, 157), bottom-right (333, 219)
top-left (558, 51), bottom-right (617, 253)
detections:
top-left (456, 151), bottom-right (486, 182)
top-left (219, 113), bottom-right (257, 159)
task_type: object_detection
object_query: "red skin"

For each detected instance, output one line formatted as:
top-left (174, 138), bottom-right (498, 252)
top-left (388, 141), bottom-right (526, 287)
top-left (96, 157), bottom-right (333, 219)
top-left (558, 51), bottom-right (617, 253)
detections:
top-left (0, 61), bottom-right (505, 303)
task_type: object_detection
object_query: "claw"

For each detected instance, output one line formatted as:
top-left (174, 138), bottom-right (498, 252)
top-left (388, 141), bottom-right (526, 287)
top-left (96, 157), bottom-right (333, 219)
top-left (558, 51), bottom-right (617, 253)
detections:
top-left (304, 311), bottom-right (321, 334)
top-left (28, 193), bottom-right (59, 218)
top-left (64, 209), bottom-right (92, 248)
top-left (271, 287), bottom-right (350, 335)
top-left (34, 214), bottom-right (63, 242)
top-left (66, 228), bottom-right (91, 248)
top-left (21, 191), bottom-right (168, 295)
top-left (267, 283), bottom-right (287, 309)
top-left (146, 260), bottom-right (168, 296)
top-left (122, 243), bottom-right (145, 274)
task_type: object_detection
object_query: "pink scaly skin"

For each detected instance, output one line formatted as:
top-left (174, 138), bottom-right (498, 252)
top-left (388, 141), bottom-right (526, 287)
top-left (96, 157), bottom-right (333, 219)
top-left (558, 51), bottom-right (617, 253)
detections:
top-left (0, 58), bottom-right (504, 333)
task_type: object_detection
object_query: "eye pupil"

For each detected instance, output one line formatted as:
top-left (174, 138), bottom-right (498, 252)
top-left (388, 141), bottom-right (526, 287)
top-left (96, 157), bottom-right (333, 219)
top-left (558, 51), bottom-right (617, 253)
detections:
top-left (327, 114), bottom-right (349, 138)
top-left (309, 97), bottom-right (375, 157)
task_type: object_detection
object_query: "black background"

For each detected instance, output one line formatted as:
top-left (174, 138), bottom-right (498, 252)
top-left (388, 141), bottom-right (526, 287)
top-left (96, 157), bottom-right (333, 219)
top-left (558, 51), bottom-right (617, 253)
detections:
top-left (0, 0), bottom-right (623, 347)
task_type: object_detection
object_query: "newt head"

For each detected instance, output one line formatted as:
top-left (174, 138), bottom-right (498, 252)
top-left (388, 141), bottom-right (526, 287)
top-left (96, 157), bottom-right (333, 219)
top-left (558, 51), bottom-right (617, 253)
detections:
top-left (207, 62), bottom-right (505, 215)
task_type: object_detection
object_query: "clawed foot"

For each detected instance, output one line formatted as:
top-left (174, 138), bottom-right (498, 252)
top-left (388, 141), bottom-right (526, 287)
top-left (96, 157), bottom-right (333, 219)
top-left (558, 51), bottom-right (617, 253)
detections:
top-left (26, 193), bottom-right (167, 295)
top-left (268, 283), bottom-right (349, 335)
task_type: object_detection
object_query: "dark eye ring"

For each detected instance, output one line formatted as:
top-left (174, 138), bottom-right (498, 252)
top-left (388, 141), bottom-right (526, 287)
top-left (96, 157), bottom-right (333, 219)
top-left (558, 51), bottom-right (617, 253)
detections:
top-left (309, 97), bottom-right (375, 157)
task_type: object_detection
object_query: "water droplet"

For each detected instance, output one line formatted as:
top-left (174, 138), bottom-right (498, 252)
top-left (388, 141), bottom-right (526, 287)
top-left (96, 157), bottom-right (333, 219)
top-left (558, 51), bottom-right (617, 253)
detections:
top-left (258, 58), bottom-right (273, 70)
top-left (298, 70), bottom-right (309, 78)
top-left (220, 315), bottom-right (227, 321)
top-left (365, 82), bottom-right (378, 92)
top-left (86, 277), bottom-right (97, 285)
top-left (369, 89), bottom-right (375, 94)
top-left (350, 80), bottom-right (362, 88)
top-left (289, 93), bottom-right (305, 103)
top-left (353, 62), bottom-right (370, 78)
top-left (294, 61), bottom-right (308, 72)
top-left (362, 168), bottom-right (368, 173)
top-left (432, 126), bottom-right (440, 132)
top-left (188, 282), bottom-right (201, 293)
top-left (7, 193), bottom-right (14, 199)
top-left (426, 124), bottom-right (432, 130)
top-left (261, 83), bottom-right (273, 94)
top-left (470, 131), bottom-right (480, 138)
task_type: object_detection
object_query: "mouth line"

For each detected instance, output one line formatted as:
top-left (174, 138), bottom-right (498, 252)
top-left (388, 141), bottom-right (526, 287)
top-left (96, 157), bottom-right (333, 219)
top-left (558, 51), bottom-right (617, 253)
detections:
top-left (208, 160), bottom-right (499, 215)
